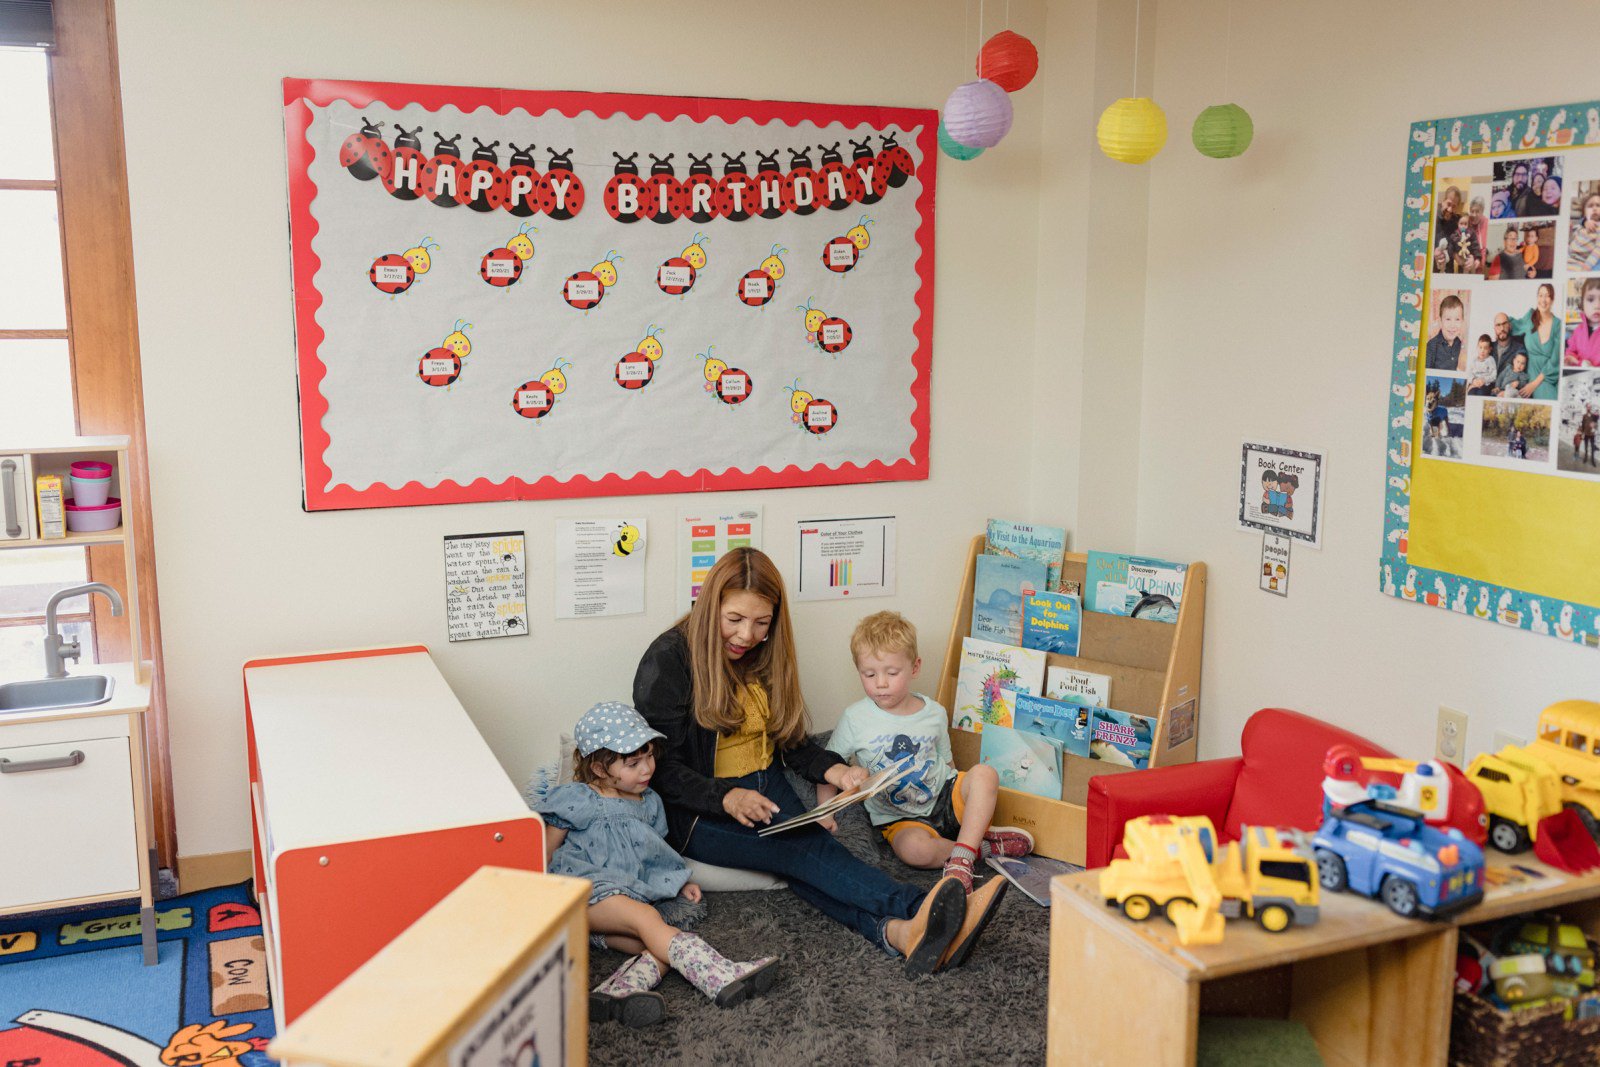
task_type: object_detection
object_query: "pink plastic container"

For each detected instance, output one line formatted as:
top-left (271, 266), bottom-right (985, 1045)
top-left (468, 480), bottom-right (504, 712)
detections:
top-left (65, 496), bottom-right (121, 533)
top-left (69, 461), bottom-right (114, 507)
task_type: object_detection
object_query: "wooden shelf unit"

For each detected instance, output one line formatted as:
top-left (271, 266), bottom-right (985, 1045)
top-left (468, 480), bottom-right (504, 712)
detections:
top-left (1048, 856), bottom-right (1600, 1067)
top-left (0, 436), bottom-right (146, 685)
top-left (935, 536), bottom-right (1207, 865)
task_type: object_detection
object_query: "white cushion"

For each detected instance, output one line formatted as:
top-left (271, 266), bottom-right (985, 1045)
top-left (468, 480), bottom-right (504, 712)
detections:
top-left (687, 857), bottom-right (787, 892)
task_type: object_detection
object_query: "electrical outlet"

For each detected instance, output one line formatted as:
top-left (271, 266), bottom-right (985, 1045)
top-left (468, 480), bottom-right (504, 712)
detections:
top-left (1437, 705), bottom-right (1469, 766)
top-left (1492, 730), bottom-right (1527, 753)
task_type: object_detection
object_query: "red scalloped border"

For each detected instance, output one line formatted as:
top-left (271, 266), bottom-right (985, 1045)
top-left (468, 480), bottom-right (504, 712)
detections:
top-left (284, 78), bottom-right (936, 512)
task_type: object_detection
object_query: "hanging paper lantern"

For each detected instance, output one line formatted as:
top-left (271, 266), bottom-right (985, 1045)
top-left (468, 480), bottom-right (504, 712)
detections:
top-left (978, 30), bottom-right (1039, 93)
top-left (1097, 97), bottom-right (1167, 164)
top-left (943, 79), bottom-right (1013, 149)
top-left (938, 119), bottom-right (985, 160)
top-left (1192, 103), bottom-right (1254, 158)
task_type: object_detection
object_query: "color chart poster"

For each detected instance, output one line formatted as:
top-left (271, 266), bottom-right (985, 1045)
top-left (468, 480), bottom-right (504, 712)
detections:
top-left (284, 79), bottom-right (936, 511)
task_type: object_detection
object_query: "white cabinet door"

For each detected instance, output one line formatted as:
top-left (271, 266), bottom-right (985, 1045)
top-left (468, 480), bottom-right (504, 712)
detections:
top-left (0, 735), bottom-right (139, 908)
top-left (0, 454), bottom-right (35, 542)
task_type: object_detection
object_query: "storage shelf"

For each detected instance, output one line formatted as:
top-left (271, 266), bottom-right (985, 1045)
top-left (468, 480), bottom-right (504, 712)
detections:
top-left (3, 527), bottom-right (129, 550)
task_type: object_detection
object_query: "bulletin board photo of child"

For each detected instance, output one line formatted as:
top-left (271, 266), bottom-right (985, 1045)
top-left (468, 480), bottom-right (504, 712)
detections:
top-left (1484, 221), bottom-right (1554, 281)
top-left (1556, 370), bottom-right (1600, 474)
top-left (1569, 180), bottom-right (1600, 273)
top-left (1425, 289), bottom-right (1471, 371)
top-left (1480, 398), bottom-right (1551, 464)
top-left (1422, 374), bottom-right (1466, 457)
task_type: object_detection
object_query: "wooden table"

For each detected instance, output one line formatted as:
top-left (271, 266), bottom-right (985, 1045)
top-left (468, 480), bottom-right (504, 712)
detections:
top-left (1048, 856), bottom-right (1600, 1067)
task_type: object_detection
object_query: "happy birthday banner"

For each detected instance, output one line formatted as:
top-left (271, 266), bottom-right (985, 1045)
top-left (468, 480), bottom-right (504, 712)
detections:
top-left (285, 79), bottom-right (936, 510)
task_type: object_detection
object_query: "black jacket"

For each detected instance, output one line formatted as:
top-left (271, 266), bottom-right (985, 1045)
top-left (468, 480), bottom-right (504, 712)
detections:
top-left (633, 626), bottom-right (844, 849)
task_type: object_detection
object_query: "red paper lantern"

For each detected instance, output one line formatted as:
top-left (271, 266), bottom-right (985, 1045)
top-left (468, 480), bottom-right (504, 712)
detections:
top-left (978, 30), bottom-right (1039, 93)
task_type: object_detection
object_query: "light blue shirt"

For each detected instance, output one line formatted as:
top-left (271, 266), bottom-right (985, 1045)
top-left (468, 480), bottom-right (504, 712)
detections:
top-left (827, 695), bottom-right (956, 826)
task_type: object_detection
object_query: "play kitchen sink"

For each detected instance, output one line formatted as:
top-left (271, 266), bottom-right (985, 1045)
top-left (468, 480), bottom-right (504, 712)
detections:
top-left (0, 673), bottom-right (115, 713)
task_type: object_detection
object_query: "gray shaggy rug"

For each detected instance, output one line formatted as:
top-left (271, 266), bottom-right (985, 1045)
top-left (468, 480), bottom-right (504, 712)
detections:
top-left (585, 773), bottom-right (1052, 1065)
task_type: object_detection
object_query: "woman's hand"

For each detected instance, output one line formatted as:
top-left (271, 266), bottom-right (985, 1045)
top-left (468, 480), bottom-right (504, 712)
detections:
top-left (680, 882), bottom-right (703, 903)
top-left (1520, 382), bottom-right (1537, 398)
top-left (825, 763), bottom-right (871, 793)
top-left (722, 787), bottom-right (780, 827)
top-left (818, 815), bottom-right (839, 833)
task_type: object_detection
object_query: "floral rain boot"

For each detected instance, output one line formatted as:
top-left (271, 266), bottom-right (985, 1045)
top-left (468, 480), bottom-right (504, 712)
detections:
top-left (590, 952), bottom-right (666, 1028)
top-left (666, 932), bottom-right (779, 1008)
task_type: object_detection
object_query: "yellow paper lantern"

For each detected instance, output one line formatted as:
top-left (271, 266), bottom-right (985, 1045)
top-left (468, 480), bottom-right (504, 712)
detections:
top-left (1097, 97), bottom-right (1167, 164)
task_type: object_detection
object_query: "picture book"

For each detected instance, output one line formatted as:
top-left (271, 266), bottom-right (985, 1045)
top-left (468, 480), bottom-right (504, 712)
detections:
top-left (985, 854), bottom-right (1085, 907)
top-left (1046, 665), bottom-right (1112, 708)
top-left (1087, 707), bottom-right (1158, 769)
top-left (1020, 591), bottom-right (1082, 655)
top-left (1083, 550), bottom-right (1187, 623)
top-left (978, 724), bottom-right (1063, 799)
top-left (756, 761), bottom-right (916, 836)
top-left (1013, 693), bottom-right (1092, 757)
top-left (985, 519), bottom-right (1068, 592)
top-left (971, 554), bottom-right (1049, 644)
top-left (952, 636), bottom-right (1047, 733)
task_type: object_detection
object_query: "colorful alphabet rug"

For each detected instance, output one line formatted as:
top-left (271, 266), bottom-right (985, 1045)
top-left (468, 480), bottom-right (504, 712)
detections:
top-left (0, 883), bottom-right (276, 1067)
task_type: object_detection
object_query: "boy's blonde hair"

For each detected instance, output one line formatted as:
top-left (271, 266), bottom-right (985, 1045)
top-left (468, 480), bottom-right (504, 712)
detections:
top-left (850, 611), bottom-right (919, 663)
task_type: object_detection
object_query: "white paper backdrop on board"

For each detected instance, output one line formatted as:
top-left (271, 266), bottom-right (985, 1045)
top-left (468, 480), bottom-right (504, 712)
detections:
top-left (285, 79), bottom-right (936, 510)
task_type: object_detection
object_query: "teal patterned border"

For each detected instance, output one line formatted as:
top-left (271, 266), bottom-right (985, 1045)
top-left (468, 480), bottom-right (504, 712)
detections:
top-left (1385, 100), bottom-right (1600, 648)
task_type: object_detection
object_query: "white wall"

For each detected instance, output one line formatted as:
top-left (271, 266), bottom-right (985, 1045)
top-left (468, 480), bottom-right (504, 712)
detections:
top-left (1134, 0), bottom-right (1599, 763)
top-left (113, 0), bottom-right (1054, 855)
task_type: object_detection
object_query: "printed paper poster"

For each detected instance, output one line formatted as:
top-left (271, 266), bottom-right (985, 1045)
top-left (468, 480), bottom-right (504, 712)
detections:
top-left (285, 78), bottom-right (936, 512)
top-left (677, 505), bottom-right (762, 613)
top-left (1261, 533), bottom-right (1291, 597)
top-left (1238, 442), bottom-right (1326, 547)
top-left (444, 531), bottom-right (527, 641)
top-left (450, 936), bottom-right (565, 1067)
top-left (555, 518), bottom-right (646, 619)
top-left (793, 515), bottom-right (896, 601)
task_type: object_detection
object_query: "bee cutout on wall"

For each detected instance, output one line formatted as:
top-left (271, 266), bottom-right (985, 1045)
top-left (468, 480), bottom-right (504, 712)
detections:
top-left (481, 223), bottom-right (537, 288)
top-left (658, 233), bottom-right (708, 296)
top-left (564, 250), bottom-right (623, 310)
top-left (737, 245), bottom-right (786, 308)
top-left (512, 358), bottom-right (572, 420)
top-left (784, 380), bottom-right (838, 435)
top-left (616, 325), bottom-right (666, 391)
top-left (369, 236), bottom-right (439, 295)
top-left (613, 524), bottom-right (642, 557)
top-left (698, 346), bottom-right (753, 406)
top-left (822, 216), bottom-right (872, 275)
top-left (417, 319), bottom-right (473, 388)
top-left (796, 299), bottom-right (853, 354)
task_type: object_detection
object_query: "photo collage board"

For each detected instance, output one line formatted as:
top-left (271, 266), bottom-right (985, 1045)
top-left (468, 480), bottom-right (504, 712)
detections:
top-left (1386, 100), bottom-right (1600, 648)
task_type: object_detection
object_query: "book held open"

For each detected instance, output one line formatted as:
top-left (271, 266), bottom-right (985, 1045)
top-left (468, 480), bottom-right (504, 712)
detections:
top-left (755, 761), bottom-right (917, 836)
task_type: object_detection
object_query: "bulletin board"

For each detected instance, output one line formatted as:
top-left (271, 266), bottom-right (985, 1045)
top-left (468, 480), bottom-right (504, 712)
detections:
top-left (284, 78), bottom-right (936, 511)
top-left (1384, 98), bottom-right (1600, 648)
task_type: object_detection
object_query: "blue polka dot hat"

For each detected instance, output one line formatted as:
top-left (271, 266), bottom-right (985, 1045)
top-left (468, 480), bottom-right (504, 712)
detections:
top-left (573, 701), bottom-right (666, 756)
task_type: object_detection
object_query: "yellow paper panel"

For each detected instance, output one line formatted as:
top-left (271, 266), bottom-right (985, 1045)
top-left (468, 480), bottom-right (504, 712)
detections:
top-left (1408, 450), bottom-right (1600, 607)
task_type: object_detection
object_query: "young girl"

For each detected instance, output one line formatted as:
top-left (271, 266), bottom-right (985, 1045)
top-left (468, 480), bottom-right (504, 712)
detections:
top-left (633, 547), bottom-right (994, 978)
top-left (1565, 277), bottom-right (1600, 368)
top-left (539, 701), bottom-right (778, 1028)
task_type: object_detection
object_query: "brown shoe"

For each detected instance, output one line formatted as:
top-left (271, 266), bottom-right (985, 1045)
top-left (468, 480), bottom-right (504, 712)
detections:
top-left (937, 875), bottom-right (1008, 970)
top-left (901, 876), bottom-right (966, 979)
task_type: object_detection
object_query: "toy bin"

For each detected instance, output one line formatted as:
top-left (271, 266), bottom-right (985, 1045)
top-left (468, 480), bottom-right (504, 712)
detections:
top-left (68, 461), bottom-right (112, 507)
top-left (65, 496), bottom-right (121, 533)
top-left (1449, 909), bottom-right (1600, 1067)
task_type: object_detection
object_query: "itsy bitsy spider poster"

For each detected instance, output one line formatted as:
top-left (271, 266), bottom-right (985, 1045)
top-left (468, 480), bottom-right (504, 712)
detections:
top-left (284, 79), bottom-right (936, 510)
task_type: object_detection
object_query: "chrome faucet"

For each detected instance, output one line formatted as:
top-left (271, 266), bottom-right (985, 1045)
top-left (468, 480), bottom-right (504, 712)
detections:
top-left (44, 583), bottom-right (124, 679)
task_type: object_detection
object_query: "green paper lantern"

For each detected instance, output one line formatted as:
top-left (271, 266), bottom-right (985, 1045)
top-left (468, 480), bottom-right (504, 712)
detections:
top-left (1097, 97), bottom-right (1167, 164)
top-left (939, 118), bottom-right (985, 160)
top-left (1192, 103), bottom-right (1254, 158)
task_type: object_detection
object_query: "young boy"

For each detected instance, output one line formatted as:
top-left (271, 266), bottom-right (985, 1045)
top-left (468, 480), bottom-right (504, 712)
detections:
top-left (1425, 294), bottom-right (1465, 371)
top-left (1465, 334), bottom-right (1498, 395)
top-left (819, 611), bottom-right (1034, 893)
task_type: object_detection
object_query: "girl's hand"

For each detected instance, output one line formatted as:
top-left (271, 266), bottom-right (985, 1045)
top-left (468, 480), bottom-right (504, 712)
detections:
top-left (681, 882), bottom-right (703, 903)
top-left (723, 787), bottom-right (780, 827)
top-left (826, 763), bottom-right (870, 792)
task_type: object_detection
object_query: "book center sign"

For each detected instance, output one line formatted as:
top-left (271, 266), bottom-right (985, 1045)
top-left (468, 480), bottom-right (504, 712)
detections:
top-left (285, 78), bottom-right (936, 510)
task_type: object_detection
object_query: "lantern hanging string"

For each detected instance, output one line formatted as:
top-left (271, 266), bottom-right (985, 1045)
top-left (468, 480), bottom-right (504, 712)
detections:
top-left (1131, 0), bottom-right (1142, 98)
top-left (978, 0), bottom-right (986, 77)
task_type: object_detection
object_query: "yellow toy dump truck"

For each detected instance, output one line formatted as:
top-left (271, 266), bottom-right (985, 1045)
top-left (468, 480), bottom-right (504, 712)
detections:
top-left (1467, 700), bottom-right (1600, 857)
top-left (1099, 815), bottom-right (1320, 945)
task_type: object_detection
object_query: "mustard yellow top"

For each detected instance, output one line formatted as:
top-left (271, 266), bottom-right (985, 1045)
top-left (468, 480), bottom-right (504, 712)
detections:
top-left (714, 681), bottom-right (775, 778)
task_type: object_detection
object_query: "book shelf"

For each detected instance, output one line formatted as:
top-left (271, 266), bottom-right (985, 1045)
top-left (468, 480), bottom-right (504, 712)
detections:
top-left (935, 536), bottom-right (1207, 865)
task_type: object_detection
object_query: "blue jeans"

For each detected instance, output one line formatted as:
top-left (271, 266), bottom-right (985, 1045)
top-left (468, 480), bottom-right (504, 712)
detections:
top-left (682, 767), bottom-right (926, 953)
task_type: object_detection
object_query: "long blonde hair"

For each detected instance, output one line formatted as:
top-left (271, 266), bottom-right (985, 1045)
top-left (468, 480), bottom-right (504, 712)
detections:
top-left (678, 547), bottom-right (808, 747)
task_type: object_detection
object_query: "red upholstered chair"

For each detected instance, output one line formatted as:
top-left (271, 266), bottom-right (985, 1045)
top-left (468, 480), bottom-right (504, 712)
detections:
top-left (1085, 707), bottom-right (1397, 868)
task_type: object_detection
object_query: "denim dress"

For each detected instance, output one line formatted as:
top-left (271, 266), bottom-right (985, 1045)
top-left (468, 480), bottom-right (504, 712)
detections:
top-left (539, 782), bottom-right (692, 906)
